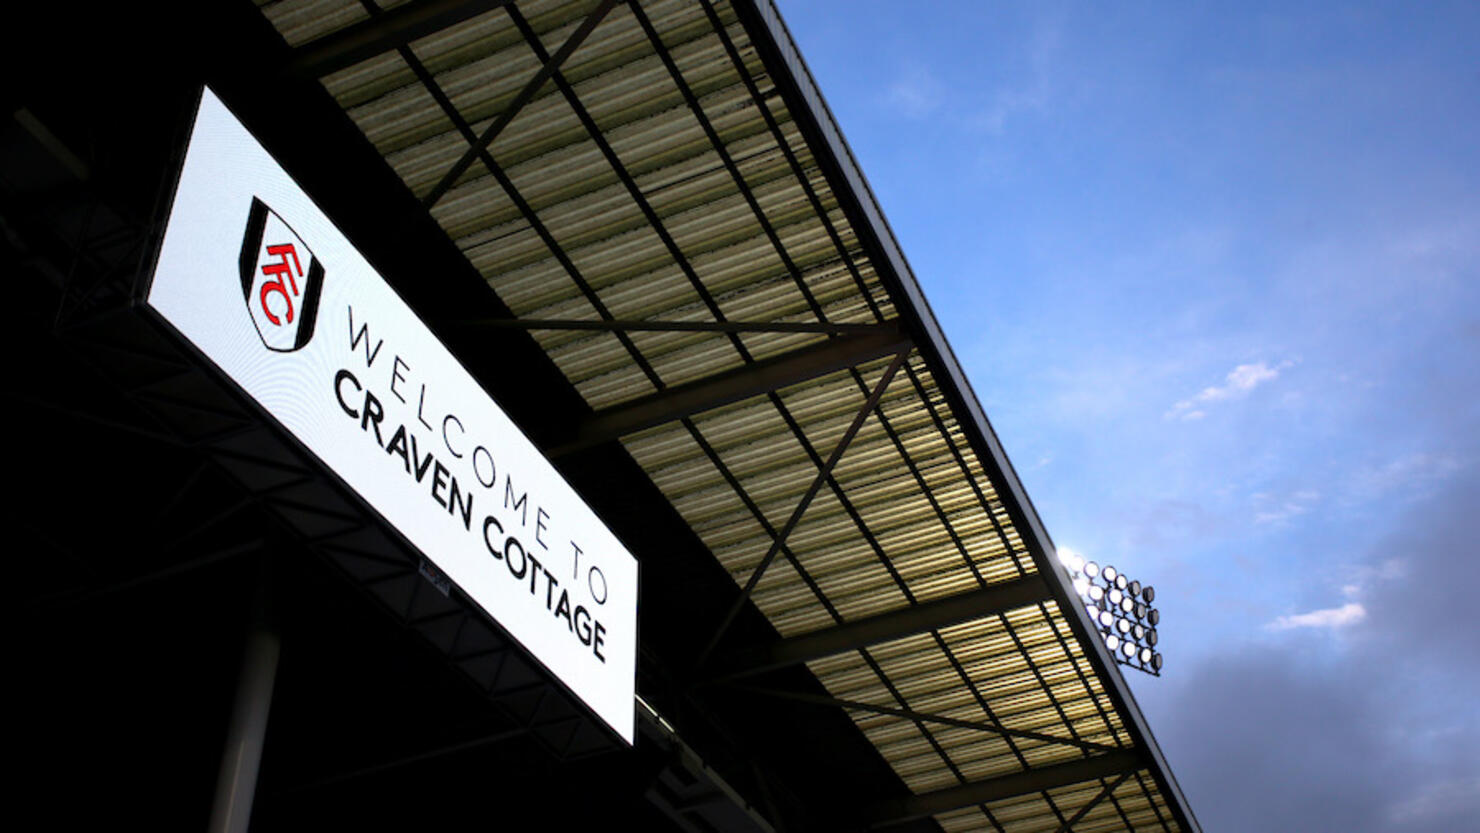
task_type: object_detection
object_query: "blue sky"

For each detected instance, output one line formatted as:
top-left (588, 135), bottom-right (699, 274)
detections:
top-left (779, 1), bottom-right (1479, 829)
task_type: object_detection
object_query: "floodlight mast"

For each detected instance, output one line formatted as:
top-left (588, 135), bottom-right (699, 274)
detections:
top-left (1057, 551), bottom-right (1165, 676)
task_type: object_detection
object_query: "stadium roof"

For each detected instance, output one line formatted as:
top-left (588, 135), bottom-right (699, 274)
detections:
top-left (254, 1), bottom-right (1203, 830)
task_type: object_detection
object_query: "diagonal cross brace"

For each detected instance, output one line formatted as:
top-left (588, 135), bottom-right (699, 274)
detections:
top-left (421, 0), bottom-right (618, 209)
top-left (284, 0), bottom-right (516, 79)
top-left (1053, 773), bottom-right (1132, 833)
top-left (696, 347), bottom-right (912, 667)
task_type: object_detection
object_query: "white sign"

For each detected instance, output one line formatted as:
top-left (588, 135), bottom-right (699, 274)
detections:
top-left (147, 89), bottom-right (637, 743)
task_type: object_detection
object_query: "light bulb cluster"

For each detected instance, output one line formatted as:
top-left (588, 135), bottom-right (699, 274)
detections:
top-left (1058, 551), bottom-right (1163, 676)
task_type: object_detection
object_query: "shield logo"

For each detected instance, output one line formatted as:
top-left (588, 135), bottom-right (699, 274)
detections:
top-left (239, 197), bottom-right (324, 352)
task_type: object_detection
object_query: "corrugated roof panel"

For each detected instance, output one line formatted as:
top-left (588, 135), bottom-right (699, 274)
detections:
top-left (261, 1), bottom-right (1198, 830)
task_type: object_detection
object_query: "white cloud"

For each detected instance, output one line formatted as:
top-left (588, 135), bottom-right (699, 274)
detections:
top-left (1348, 452), bottom-right (1463, 502)
top-left (1267, 602), bottom-right (1366, 631)
top-left (885, 66), bottom-right (944, 119)
top-left (1253, 488), bottom-right (1321, 524)
top-left (1167, 360), bottom-right (1293, 420)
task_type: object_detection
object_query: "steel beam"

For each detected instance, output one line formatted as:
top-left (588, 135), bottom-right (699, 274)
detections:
top-left (864, 751), bottom-right (1143, 828)
top-left (550, 326), bottom-right (911, 455)
top-left (713, 572), bottom-right (1051, 679)
top-left (448, 317), bottom-right (895, 336)
top-left (285, 0), bottom-right (514, 79)
top-left (735, 686), bottom-right (1118, 754)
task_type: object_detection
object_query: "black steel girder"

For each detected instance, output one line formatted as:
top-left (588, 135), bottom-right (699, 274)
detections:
top-left (735, 686), bottom-right (1118, 755)
top-left (864, 751), bottom-right (1144, 829)
top-left (549, 325), bottom-right (912, 455)
top-left (712, 572), bottom-right (1052, 680)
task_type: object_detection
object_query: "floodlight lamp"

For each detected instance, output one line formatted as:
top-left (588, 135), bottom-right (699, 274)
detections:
top-left (1105, 634), bottom-right (1120, 651)
top-left (1084, 561), bottom-right (1100, 578)
top-left (1117, 618), bottom-right (1131, 634)
top-left (1133, 624), bottom-right (1145, 640)
top-left (1146, 628), bottom-right (1158, 646)
top-left (1098, 610), bottom-right (1114, 628)
top-left (1128, 580), bottom-right (1141, 597)
top-left (1120, 597), bottom-right (1134, 613)
top-left (1140, 647), bottom-right (1153, 664)
top-left (1115, 574), bottom-right (1128, 590)
top-left (1102, 565), bottom-right (1118, 582)
top-left (1089, 585), bottom-right (1104, 601)
top-left (1073, 577), bottom-right (1091, 598)
top-left (1142, 585), bottom-right (1155, 603)
top-left (1134, 602), bottom-right (1147, 619)
top-left (1109, 588), bottom-right (1123, 605)
top-left (1122, 641), bottom-right (1136, 658)
top-left (1151, 653), bottom-right (1164, 672)
top-left (1148, 609), bottom-right (1160, 626)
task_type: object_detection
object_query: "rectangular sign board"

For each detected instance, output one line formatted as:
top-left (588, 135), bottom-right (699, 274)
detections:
top-left (147, 88), bottom-right (637, 743)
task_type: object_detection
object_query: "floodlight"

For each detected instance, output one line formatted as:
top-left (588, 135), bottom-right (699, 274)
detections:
top-left (1060, 555), bottom-right (1167, 677)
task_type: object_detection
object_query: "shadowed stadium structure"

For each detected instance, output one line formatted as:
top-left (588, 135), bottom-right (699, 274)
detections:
top-left (6, 2), bottom-right (1201, 831)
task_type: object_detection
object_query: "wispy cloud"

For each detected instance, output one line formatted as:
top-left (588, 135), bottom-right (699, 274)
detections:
top-left (1168, 360), bottom-right (1293, 420)
top-left (1348, 452), bottom-right (1463, 503)
top-left (1388, 776), bottom-right (1480, 826)
top-left (1253, 488), bottom-right (1321, 524)
top-left (1268, 602), bottom-right (1367, 631)
top-left (885, 65), bottom-right (944, 119)
top-left (970, 13), bottom-right (1062, 134)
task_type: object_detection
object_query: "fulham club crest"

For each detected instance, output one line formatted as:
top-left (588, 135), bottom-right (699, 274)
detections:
top-left (239, 197), bottom-right (324, 352)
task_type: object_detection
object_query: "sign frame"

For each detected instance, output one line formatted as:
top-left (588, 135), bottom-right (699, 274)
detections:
top-left (137, 87), bottom-right (639, 744)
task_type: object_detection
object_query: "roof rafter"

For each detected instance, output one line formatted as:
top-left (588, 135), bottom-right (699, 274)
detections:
top-left (549, 326), bottom-right (912, 455)
top-left (863, 751), bottom-right (1145, 828)
top-left (734, 685), bottom-right (1120, 755)
top-left (711, 573), bottom-right (1052, 680)
top-left (449, 317), bottom-right (894, 335)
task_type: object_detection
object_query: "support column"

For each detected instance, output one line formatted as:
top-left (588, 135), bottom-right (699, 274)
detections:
top-left (208, 573), bottom-right (279, 833)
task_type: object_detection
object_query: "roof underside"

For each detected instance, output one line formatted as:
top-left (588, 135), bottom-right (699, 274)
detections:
top-left (256, 1), bottom-right (1196, 830)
